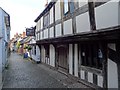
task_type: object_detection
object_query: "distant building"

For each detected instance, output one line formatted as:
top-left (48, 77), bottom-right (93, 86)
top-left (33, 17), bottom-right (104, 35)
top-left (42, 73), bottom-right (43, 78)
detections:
top-left (34, 0), bottom-right (120, 88)
top-left (0, 7), bottom-right (11, 81)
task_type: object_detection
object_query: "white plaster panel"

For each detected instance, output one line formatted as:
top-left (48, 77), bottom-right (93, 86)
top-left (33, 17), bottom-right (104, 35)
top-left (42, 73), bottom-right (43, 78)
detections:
top-left (50, 7), bottom-right (54, 24)
top-left (44, 29), bottom-right (48, 39)
top-left (40, 31), bottom-right (43, 40)
top-left (107, 58), bottom-right (118, 88)
top-left (55, 0), bottom-right (61, 21)
top-left (50, 27), bottom-right (54, 38)
top-left (36, 46), bottom-right (40, 61)
top-left (50, 45), bottom-right (55, 67)
top-left (41, 45), bottom-right (45, 63)
top-left (41, 17), bottom-right (43, 29)
top-left (38, 33), bottom-right (40, 40)
top-left (74, 44), bottom-right (78, 77)
top-left (76, 12), bottom-right (90, 33)
top-left (108, 43), bottom-right (116, 51)
top-left (55, 24), bottom-right (62, 37)
top-left (69, 44), bottom-right (73, 75)
top-left (63, 19), bottom-right (73, 35)
top-left (95, 0), bottom-right (120, 30)
top-left (88, 72), bottom-right (93, 83)
top-left (97, 75), bottom-right (103, 87)
top-left (81, 70), bottom-right (85, 80)
top-left (79, 0), bottom-right (88, 7)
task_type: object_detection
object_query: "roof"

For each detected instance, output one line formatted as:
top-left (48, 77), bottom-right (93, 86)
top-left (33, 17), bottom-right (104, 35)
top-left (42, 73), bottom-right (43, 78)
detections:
top-left (34, 0), bottom-right (56, 22)
top-left (0, 7), bottom-right (10, 17)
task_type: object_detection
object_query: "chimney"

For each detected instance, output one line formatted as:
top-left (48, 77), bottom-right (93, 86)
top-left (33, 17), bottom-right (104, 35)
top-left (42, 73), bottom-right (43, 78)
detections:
top-left (23, 32), bottom-right (26, 38)
top-left (45, 0), bottom-right (48, 7)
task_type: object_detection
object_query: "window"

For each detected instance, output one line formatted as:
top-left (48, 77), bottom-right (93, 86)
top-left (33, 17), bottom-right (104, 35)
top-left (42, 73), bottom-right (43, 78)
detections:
top-left (64, 0), bottom-right (69, 14)
top-left (80, 43), bottom-right (104, 69)
top-left (70, 0), bottom-right (75, 13)
top-left (43, 14), bottom-right (49, 27)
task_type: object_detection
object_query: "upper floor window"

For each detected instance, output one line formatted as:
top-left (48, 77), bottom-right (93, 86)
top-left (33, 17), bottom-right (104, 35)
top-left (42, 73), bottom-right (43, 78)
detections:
top-left (43, 13), bottom-right (49, 27)
top-left (64, 0), bottom-right (69, 14)
top-left (69, 0), bottom-right (75, 13)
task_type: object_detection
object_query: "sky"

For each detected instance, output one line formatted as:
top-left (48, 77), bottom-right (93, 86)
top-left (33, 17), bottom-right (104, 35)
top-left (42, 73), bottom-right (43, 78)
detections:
top-left (0, 0), bottom-right (48, 39)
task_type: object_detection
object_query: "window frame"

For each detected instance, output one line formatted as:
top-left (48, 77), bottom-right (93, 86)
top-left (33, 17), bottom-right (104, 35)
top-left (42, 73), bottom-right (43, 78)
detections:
top-left (80, 43), bottom-right (103, 70)
top-left (63, 0), bottom-right (69, 15)
top-left (43, 13), bottom-right (50, 28)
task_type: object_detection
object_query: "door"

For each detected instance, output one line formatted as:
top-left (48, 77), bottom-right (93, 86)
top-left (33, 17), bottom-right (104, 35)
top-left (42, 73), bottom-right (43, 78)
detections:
top-left (57, 46), bottom-right (68, 73)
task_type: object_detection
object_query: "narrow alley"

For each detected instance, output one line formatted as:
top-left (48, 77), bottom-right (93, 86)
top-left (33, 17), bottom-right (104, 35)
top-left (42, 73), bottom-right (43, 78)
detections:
top-left (2, 53), bottom-right (91, 88)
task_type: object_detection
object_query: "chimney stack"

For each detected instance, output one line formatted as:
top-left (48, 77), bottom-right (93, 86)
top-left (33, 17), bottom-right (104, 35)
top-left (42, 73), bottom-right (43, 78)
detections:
top-left (45, 0), bottom-right (48, 7)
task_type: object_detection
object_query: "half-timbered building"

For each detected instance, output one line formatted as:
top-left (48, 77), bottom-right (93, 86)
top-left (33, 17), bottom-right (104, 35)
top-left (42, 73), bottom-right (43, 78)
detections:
top-left (34, 0), bottom-right (120, 88)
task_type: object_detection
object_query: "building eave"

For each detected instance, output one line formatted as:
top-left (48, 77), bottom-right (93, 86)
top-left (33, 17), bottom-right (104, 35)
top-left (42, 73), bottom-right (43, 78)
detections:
top-left (36, 25), bottom-right (120, 45)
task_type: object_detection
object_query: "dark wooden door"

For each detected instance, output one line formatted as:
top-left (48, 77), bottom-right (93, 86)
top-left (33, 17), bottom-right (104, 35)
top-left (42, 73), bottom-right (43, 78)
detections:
top-left (58, 47), bottom-right (68, 73)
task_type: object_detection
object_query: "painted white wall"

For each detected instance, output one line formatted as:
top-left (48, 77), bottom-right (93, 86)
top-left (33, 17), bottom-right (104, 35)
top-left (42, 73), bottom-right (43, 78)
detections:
top-left (108, 58), bottom-right (118, 88)
top-left (31, 45), bottom-right (40, 62)
top-left (69, 44), bottom-right (73, 75)
top-left (74, 44), bottom-right (78, 77)
top-left (76, 12), bottom-right (90, 33)
top-left (81, 70), bottom-right (85, 80)
top-left (40, 31), bottom-right (43, 40)
top-left (43, 29), bottom-right (48, 39)
top-left (41, 45), bottom-right (45, 63)
top-left (0, 8), bottom-right (10, 71)
top-left (79, 0), bottom-right (88, 7)
top-left (50, 7), bottom-right (54, 24)
top-left (107, 43), bottom-right (118, 88)
top-left (95, 0), bottom-right (120, 30)
top-left (50, 44), bottom-right (55, 67)
top-left (55, 24), bottom-right (62, 37)
top-left (41, 17), bottom-right (43, 29)
top-left (63, 19), bottom-right (73, 35)
top-left (55, 0), bottom-right (61, 21)
top-left (97, 75), bottom-right (103, 87)
top-left (88, 72), bottom-right (93, 83)
top-left (50, 27), bottom-right (54, 38)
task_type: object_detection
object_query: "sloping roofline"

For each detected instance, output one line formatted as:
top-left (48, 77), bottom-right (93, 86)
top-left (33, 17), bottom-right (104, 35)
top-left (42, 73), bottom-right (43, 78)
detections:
top-left (0, 7), bottom-right (10, 17)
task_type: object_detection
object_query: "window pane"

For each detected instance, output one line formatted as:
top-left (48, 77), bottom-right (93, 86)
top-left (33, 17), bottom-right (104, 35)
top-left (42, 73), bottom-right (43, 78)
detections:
top-left (64, 0), bottom-right (69, 14)
top-left (70, 1), bottom-right (74, 13)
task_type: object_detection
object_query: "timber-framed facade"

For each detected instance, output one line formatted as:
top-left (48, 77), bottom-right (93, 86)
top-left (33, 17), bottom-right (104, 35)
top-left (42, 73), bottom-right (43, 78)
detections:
top-left (35, 0), bottom-right (120, 88)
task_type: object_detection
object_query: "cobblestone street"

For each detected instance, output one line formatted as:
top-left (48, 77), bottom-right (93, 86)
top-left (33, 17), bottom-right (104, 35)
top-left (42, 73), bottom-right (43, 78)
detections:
top-left (2, 53), bottom-right (91, 88)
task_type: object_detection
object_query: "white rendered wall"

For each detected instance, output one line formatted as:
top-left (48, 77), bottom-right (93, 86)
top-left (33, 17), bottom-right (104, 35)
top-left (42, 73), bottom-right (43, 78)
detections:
top-left (97, 75), bottom-right (103, 87)
top-left (55, 24), bottom-right (62, 37)
top-left (74, 44), bottom-right (78, 77)
top-left (107, 43), bottom-right (118, 88)
top-left (63, 19), bottom-right (73, 35)
top-left (69, 44), bottom-right (73, 75)
top-left (36, 45), bottom-right (40, 61)
top-left (50, 7), bottom-right (54, 24)
top-left (95, 0), bottom-right (120, 30)
top-left (76, 12), bottom-right (90, 33)
top-left (50, 27), bottom-right (54, 38)
top-left (41, 45), bottom-right (45, 63)
top-left (80, 70), bottom-right (85, 79)
top-left (88, 72), bottom-right (93, 83)
top-left (41, 17), bottom-right (43, 29)
top-left (40, 31), bottom-right (43, 40)
top-left (50, 45), bottom-right (55, 67)
top-left (55, 0), bottom-right (61, 21)
top-left (43, 29), bottom-right (48, 39)
top-left (79, 0), bottom-right (88, 7)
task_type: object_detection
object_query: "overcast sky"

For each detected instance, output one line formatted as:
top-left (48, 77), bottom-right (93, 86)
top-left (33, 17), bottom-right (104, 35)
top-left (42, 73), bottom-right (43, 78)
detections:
top-left (0, 0), bottom-right (48, 39)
